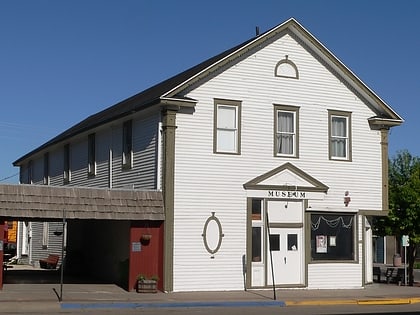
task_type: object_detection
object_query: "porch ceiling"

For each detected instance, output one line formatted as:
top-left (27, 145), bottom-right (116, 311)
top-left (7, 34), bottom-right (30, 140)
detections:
top-left (0, 184), bottom-right (164, 221)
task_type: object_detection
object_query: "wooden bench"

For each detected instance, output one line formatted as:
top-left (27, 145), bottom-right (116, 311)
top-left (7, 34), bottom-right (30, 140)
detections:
top-left (385, 267), bottom-right (395, 283)
top-left (373, 266), bottom-right (381, 282)
top-left (395, 268), bottom-right (406, 285)
top-left (39, 254), bottom-right (60, 269)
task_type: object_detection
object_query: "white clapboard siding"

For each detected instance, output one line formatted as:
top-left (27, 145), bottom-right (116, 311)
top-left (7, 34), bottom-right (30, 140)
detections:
top-left (67, 139), bottom-right (88, 186)
top-left (49, 149), bottom-right (64, 186)
top-left (307, 263), bottom-right (362, 289)
top-left (93, 128), bottom-right (112, 188)
top-left (31, 158), bottom-right (43, 184)
top-left (25, 109), bottom-right (159, 190)
top-left (112, 111), bottom-right (159, 189)
top-left (172, 33), bottom-right (381, 291)
top-left (30, 221), bottom-right (64, 267)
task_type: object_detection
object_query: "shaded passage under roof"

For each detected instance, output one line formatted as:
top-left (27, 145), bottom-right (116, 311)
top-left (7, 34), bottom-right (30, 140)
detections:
top-left (0, 184), bottom-right (164, 221)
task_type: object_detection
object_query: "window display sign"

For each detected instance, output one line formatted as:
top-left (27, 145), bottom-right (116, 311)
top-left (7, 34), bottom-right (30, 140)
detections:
top-left (329, 236), bottom-right (336, 247)
top-left (316, 235), bottom-right (327, 253)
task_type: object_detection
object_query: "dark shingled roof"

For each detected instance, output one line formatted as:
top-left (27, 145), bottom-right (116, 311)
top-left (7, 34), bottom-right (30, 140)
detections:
top-left (0, 184), bottom-right (164, 220)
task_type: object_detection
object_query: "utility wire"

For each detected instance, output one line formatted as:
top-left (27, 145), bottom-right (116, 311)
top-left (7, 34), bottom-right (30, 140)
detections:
top-left (0, 172), bottom-right (19, 182)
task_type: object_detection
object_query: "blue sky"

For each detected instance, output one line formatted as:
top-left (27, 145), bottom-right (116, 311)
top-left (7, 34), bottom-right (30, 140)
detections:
top-left (1, 1), bottom-right (419, 183)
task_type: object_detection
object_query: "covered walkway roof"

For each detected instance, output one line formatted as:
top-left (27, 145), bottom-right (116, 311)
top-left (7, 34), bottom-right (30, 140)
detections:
top-left (0, 184), bottom-right (164, 221)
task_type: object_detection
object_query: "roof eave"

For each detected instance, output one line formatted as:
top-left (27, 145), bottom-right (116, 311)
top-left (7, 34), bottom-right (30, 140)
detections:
top-left (13, 97), bottom-right (162, 166)
top-left (368, 116), bottom-right (404, 129)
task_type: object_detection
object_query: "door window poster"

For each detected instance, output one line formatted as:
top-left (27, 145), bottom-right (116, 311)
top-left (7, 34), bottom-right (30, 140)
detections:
top-left (316, 235), bottom-right (327, 253)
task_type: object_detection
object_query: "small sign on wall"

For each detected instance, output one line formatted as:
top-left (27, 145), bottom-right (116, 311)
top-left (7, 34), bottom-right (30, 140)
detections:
top-left (132, 242), bottom-right (142, 252)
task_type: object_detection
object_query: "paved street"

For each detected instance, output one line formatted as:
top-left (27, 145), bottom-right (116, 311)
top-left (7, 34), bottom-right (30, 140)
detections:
top-left (0, 264), bottom-right (419, 313)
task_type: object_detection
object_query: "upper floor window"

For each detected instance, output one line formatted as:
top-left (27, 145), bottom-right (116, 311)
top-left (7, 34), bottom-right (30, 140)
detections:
top-left (27, 160), bottom-right (33, 184)
top-left (63, 144), bottom-right (71, 183)
top-left (275, 105), bottom-right (299, 157)
top-left (214, 99), bottom-right (241, 154)
top-left (88, 133), bottom-right (96, 176)
top-left (122, 120), bottom-right (133, 169)
top-left (329, 110), bottom-right (351, 161)
top-left (43, 152), bottom-right (49, 185)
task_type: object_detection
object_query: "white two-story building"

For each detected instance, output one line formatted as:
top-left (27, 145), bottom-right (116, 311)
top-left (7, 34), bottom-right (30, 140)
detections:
top-left (12, 18), bottom-right (403, 292)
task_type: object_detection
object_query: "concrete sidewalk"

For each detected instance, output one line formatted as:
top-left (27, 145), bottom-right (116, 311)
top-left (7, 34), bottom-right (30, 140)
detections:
top-left (0, 282), bottom-right (419, 312)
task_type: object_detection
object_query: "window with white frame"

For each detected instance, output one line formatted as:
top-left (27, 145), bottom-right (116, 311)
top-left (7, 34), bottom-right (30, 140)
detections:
top-left (275, 105), bottom-right (299, 157)
top-left (329, 110), bottom-right (351, 160)
top-left (214, 99), bottom-right (241, 154)
top-left (122, 120), bottom-right (133, 169)
top-left (88, 133), bottom-right (96, 176)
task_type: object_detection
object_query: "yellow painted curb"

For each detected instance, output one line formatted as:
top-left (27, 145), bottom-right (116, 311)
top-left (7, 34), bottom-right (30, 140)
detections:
top-left (286, 297), bottom-right (420, 306)
top-left (409, 298), bottom-right (420, 304)
top-left (357, 298), bottom-right (410, 305)
top-left (286, 299), bottom-right (357, 306)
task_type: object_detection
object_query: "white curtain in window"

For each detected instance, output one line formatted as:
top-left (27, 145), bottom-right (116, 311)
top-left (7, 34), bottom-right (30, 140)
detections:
top-left (277, 111), bottom-right (294, 154)
top-left (217, 106), bottom-right (237, 152)
top-left (331, 117), bottom-right (347, 157)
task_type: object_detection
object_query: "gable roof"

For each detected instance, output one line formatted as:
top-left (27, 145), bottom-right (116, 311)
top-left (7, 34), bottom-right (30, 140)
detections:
top-left (13, 18), bottom-right (403, 166)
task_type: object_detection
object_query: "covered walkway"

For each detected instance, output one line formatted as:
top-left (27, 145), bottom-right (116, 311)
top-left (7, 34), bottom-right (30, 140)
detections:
top-left (0, 184), bottom-right (164, 221)
top-left (0, 184), bottom-right (164, 290)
